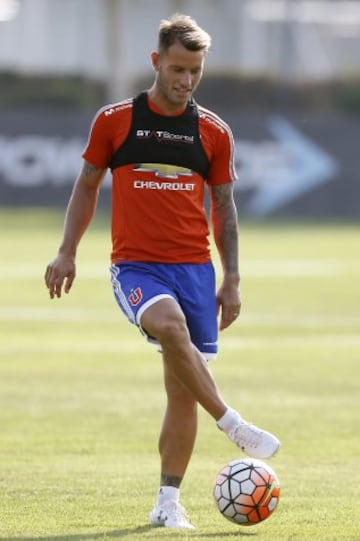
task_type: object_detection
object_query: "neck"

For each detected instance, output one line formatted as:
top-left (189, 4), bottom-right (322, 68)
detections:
top-left (147, 85), bottom-right (187, 116)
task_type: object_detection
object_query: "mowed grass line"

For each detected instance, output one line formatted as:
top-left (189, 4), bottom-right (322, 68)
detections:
top-left (0, 208), bottom-right (359, 540)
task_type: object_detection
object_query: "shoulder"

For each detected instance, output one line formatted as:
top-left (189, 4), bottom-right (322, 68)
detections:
top-left (197, 105), bottom-right (233, 137)
top-left (90, 98), bottom-right (134, 129)
top-left (97, 97), bottom-right (133, 118)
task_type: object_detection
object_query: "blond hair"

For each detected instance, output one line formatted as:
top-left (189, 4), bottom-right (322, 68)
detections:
top-left (158, 13), bottom-right (211, 54)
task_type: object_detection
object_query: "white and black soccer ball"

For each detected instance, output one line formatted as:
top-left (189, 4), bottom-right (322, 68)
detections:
top-left (213, 457), bottom-right (281, 526)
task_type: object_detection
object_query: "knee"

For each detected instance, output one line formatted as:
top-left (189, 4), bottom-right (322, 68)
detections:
top-left (140, 299), bottom-right (192, 348)
top-left (149, 313), bottom-right (189, 344)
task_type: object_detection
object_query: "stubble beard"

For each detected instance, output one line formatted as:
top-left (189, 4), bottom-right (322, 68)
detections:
top-left (157, 75), bottom-right (192, 108)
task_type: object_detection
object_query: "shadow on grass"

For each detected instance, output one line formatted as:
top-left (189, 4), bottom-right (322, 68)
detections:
top-left (0, 524), bottom-right (256, 540)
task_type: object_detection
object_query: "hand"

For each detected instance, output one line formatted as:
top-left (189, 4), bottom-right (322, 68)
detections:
top-left (44, 253), bottom-right (76, 299)
top-left (216, 280), bottom-right (241, 331)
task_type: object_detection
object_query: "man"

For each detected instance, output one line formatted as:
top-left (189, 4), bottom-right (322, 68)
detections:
top-left (45, 13), bottom-right (280, 530)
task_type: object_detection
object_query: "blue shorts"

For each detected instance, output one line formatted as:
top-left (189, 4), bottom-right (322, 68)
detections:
top-left (110, 262), bottom-right (218, 360)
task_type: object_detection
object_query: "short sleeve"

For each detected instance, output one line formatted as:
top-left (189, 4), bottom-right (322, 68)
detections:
top-left (82, 108), bottom-right (116, 169)
top-left (207, 127), bottom-right (238, 185)
top-left (198, 109), bottom-right (238, 186)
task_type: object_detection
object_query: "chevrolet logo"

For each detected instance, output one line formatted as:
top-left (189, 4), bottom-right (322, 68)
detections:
top-left (134, 163), bottom-right (193, 179)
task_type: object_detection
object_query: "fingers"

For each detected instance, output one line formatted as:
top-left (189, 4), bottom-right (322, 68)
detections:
top-left (217, 289), bottom-right (241, 330)
top-left (44, 265), bottom-right (62, 298)
top-left (219, 305), bottom-right (241, 330)
top-left (44, 265), bottom-right (55, 298)
top-left (64, 275), bottom-right (75, 294)
top-left (44, 262), bottom-right (75, 299)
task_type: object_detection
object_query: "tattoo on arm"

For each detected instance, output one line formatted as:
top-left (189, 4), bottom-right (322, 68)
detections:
top-left (77, 161), bottom-right (107, 192)
top-left (82, 161), bottom-right (103, 176)
top-left (210, 184), bottom-right (239, 275)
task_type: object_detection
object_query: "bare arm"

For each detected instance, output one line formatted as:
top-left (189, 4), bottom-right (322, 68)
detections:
top-left (45, 160), bottom-right (106, 298)
top-left (210, 183), bottom-right (241, 330)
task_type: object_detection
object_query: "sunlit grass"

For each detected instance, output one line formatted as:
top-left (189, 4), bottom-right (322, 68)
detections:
top-left (0, 208), bottom-right (359, 540)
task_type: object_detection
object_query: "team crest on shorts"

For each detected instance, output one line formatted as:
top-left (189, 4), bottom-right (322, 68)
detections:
top-left (128, 287), bottom-right (142, 306)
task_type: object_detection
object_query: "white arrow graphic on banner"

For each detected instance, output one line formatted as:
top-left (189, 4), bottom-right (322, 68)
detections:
top-left (246, 116), bottom-right (338, 216)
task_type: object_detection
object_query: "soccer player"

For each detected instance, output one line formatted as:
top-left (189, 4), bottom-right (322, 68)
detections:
top-left (45, 13), bottom-right (280, 530)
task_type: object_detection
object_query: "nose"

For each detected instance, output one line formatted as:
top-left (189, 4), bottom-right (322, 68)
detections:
top-left (179, 71), bottom-right (192, 88)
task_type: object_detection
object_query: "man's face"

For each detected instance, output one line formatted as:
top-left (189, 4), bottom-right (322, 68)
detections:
top-left (152, 41), bottom-right (205, 108)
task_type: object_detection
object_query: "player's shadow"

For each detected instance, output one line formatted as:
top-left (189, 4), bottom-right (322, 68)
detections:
top-left (0, 524), bottom-right (257, 540)
top-left (0, 527), bottom-right (148, 541)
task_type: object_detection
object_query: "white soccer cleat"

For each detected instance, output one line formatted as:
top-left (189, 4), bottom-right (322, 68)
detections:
top-left (227, 420), bottom-right (281, 459)
top-left (149, 500), bottom-right (195, 530)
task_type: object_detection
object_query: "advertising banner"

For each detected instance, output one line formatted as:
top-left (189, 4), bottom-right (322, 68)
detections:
top-left (0, 108), bottom-right (359, 219)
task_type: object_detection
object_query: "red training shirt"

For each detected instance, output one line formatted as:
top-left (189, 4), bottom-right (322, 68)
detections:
top-left (82, 93), bottom-right (237, 264)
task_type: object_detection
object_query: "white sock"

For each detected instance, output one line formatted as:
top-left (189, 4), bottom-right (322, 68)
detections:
top-left (216, 407), bottom-right (243, 433)
top-left (156, 486), bottom-right (180, 506)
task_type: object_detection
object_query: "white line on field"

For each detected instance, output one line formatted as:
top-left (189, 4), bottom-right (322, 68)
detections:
top-left (0, 263), bottom-right (108, 279)
top-left (0, 341), bottom-right (149, 354)
top-left (1, 259), bottom-right (360, 279)
top-left (0, 307), bottom-right (116, 321)
top-left (221, 335), bottom-right (360, 348)
top-left (0, 335), bottom-right (359, 356)
top-left (239, 313), bottom-right (360, 327)
top-left (241, 259), bottom-right (360, 277)
top-left (1, 307), bottom-right (360, 328)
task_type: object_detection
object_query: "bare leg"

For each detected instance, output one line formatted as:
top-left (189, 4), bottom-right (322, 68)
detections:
top-left (144, 297), bottom-right (280, 504)
top-left (140, 298), bottom-right (227, 420)
top-left (159, 357), bottom-right (198, 486)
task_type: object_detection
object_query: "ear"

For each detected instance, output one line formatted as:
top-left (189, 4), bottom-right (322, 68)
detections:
top-left (151, 51), bottom-right (160, 71)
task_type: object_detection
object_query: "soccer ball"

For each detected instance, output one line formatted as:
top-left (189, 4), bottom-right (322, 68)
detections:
top-left (213, 457), bottom-right (280, 526)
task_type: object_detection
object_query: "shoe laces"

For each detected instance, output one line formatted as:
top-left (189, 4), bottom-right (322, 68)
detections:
top-left (161, 501), bottom-right (190, 524)
top-left (232, 422), bottom-right (262, 449)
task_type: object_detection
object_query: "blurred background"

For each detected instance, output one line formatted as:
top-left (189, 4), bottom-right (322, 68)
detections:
top-left (0, 0), bottom-right (359, 219)
top-left (1, 5), bottom-right (360, 539)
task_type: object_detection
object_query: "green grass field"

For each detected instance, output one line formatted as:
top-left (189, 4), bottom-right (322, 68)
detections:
top-left (0, 208), bottom-right (359, 541)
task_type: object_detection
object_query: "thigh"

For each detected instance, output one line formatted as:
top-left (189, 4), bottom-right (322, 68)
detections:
top-left (176, 263), bottom-right (218, 360)
top-left (110, 262), bottom-right (177, 326)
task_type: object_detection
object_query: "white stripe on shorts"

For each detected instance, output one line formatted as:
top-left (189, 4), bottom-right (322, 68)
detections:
top-left (110, 264), bottom-right (136, 323)
top-left (136, 293), bottom-right (174, 326)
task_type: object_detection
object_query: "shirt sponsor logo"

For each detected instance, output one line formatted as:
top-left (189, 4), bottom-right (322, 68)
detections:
top-left (134, 163), bottom-right (193, 180)
top-left (136, 130), bottom-right (194, 143)
top-left (134, 180), bottom-right (195, 191)
top-left (104, 101), bottom-right (132, 116)
top-left (105, 108), bottom-right (116, 116)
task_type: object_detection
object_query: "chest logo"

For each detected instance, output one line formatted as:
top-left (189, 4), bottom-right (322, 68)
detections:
top-left (134, 163), bottom-right (193, 179)
top-left (136, 130), bottom-right (194, 143)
